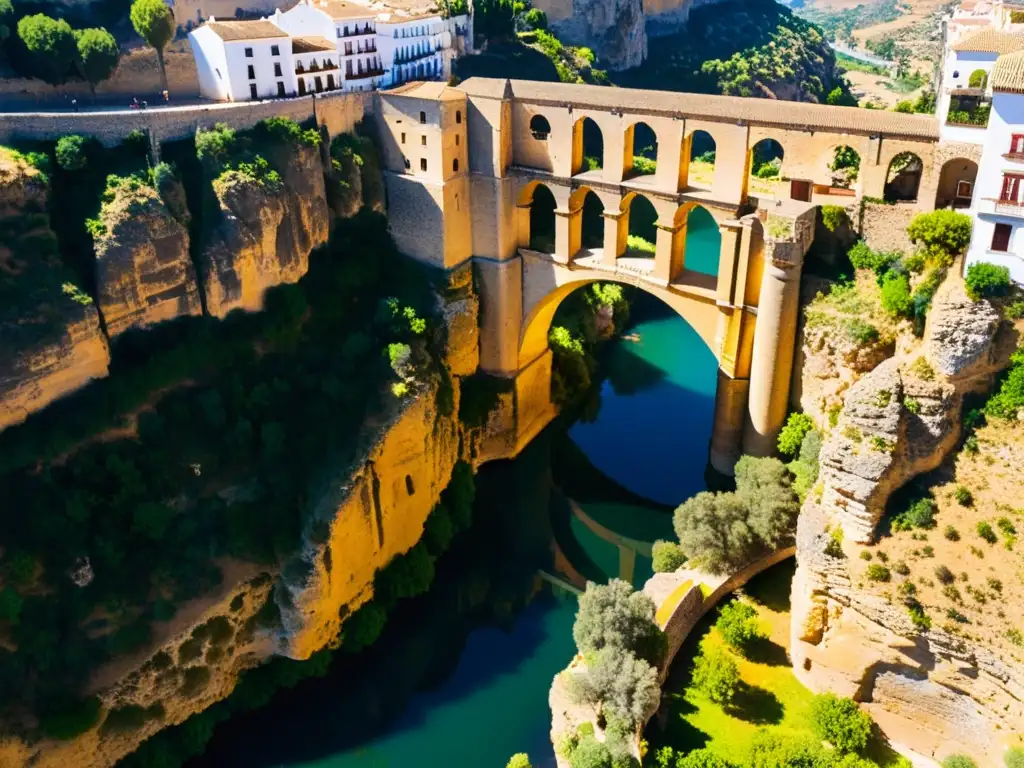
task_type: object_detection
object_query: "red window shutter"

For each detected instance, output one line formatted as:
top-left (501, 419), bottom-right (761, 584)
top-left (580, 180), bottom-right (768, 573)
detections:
top-left (1002, 175), bottom-right (1014, 200)
top-left (992, 223), bottom-right (1012, 252)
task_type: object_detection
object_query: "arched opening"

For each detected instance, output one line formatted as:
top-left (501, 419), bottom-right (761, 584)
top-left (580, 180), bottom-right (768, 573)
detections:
top-left (623, 193), bottom-right (658, 265)
top-left (935, 157), bottom-right (978, 210)
top-left (519, 182), bottom-right (556, 253)
top-left (572, 117), bottom-right (604, 176)
top-left (827, 145), bottom-right (861, 192)
top-left (530, 114), bottom-right (551, 140)
top-left (580, 190), bottom-right (605, 252)
top-left (747, 138), bottom-right (784, 200)
top-left (625, 121), bottom-right (658, 179)
top-left (680, 205), bottom-right (721, 278)
top-left (884, 152), bottom-right (923, 202)
top-left (685, 130), bottom-right (716, 191)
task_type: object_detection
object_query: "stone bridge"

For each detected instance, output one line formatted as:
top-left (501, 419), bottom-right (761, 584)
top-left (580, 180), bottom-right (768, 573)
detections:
top-left (374, 78), bottom-right (947, 474)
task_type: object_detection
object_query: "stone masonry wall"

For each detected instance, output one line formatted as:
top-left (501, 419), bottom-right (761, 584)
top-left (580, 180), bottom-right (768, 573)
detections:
top-left (860, 201), bottom-right (918, 253)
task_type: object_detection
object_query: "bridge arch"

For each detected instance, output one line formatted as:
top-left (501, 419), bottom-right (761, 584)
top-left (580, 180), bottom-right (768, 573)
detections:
top-left (625, 121), bottom-right (658, 179)
top-left (516, 180), bottom-right (563, 252)
top-left (683, 129), bottom-right (717, 192)
top-left (884, 151), bottom-right (923, 202)
top-left (822, 143), bottom-right (862, 193)
top-left (572, 116), bottom-right (605, 175)
top-left (935, 157), bottom-right (978, 210)
top-left (674, 203), bottom-right (722, 279)
top-left (746, 138), bottom-right (784, 201)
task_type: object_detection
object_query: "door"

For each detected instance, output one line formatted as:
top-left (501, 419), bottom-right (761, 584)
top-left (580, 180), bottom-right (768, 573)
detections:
top-left (327, 74), bottom-right (335, 90)
top-left (790, 179), bottom-right (812, 202)
top-left (298, 79), bottom-right (306, 96)
top-left (315, 76), bottom-right (323, 92)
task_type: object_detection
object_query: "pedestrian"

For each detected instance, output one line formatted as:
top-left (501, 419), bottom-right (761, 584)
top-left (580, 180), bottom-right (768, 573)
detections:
top-left (162, 89), bottom-right (169, 103)
top-left (71, 98), bottom-right (78, 112)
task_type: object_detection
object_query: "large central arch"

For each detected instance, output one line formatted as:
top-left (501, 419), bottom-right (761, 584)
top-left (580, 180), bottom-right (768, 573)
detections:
top-left (517, 262), bottom-right (721, 372)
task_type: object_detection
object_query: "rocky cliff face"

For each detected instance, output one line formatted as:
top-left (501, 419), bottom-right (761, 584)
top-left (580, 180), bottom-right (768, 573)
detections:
top-left (200, 145), bottom-right (330, 318)
top-left (0, 149), bottom-right (110, 431)
top-left (790, 277), bottom-right (1020, 763)
top-left (550, 0), bottom-right (647, 70)
top-left (93, 178), bottom-right (202, 337)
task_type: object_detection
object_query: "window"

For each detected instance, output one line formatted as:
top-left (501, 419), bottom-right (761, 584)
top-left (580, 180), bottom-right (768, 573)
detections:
top-left (327, 73), bottom-right (335, 89)
top-left (956, 180), bottom-right (973, 198)
top-left (420, 158), bottom-right (427, 171)
top-left (277, 81), bottom-right (285, 97)
top-left (1012, 134), bottom-right (1024, 155)
top-left (419, 111), bottom-right (426, 123)
top-left (344, 25), bottom-right (349, 35)
top-left (274, 63), bottom-right (282, 77)
top-left (529, 114), bottom-right (551, 139)
top-left (455, 110), bottom-right (462, 124)
top-left (992, 223), bottom-right (1012, 252)
top-left (245, 47), bottom-right (253, 57)
top-left (271, 45), bottom-right (280, 56)
top-left (247, 65), bottom-right (255, 80)
top-left (1001, 173), bottom-right (1024, 201)
top-left (401, 132), bottom-right (406, 144)
top-left (453, 159), bottom-right (459, 172)
top-left (455, 134), bottom-right (459, 146)
top-left (336, 28), bottom-right (341, 38)
top-left (953, 70), bottom-right (959, 79)
top-left (249, 83), bottom-right (258, 99)
top-left (421, 135), bottom-right (427, 146)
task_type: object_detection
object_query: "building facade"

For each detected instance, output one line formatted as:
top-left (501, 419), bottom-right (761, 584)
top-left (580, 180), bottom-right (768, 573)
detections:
top-left (188, 0), bottom-right (471, 101)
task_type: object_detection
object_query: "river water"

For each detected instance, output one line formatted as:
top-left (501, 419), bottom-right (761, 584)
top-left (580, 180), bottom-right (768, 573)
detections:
top-left (190, 218), bottom-right (721, 768)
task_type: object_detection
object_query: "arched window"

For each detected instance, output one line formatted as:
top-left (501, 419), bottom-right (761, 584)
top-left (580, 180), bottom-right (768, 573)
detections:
top-left (456, 110), bottom-right (462, 124)
top-left (419, 111), bottom-right (426, 124)
top-left (530, 114), bottom-right (551, 140)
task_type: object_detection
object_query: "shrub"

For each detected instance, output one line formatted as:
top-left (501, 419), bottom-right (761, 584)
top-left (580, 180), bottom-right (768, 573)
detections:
top-left (985, 347), bottom-right (1024, 419)
top-left (824, 527), bottom-right (844, 558)
top-left (342, 601), bottom-right (387, 652)
top-left (675, 749), bottom-right (737, 768)
top-left (692, 640), bottom-right (739, 705)
top-left (848, 241), bottom-right (898, 274)
top-left (998, 517), bottom-right (1018, 536)
top-left (39, 697), bottom-right (102, 740)
top-left (651, 540), bottom-right (686, 573)
top-left (570, 735), bottom-right (612, 768)
top-left (866, 564), bottom-right (891, 582)
top-left (893, 561), bottom-right (910, 576)
top-left (880, 272), bottom-right (913, 318)
top-left (965, 262), bottom-right (1011, 300)
top-left (906, 210), bottom-right (973, 265)
top-left (860, 550), bottom-right (873, 561)
top-left (777, 413), bottom-right (814, 457)
top-left (523, 7), bottom-right (548, 29)
top-left (953, 486), bottom-right (973, 506)
top-left (934, 565), bottom-right (955, 584)
top-left (507, 754), bottom-right (533, 768)
top-left (892, 497), bottom-right (937, 531)
top-left (809, 692), bottom-right (872, 752)
top-left (1005, 748), bottom-right (1024, 768)
top-left (715, 601), bottom-right (765, 654)
top-left (904, 397), bottom-right (921, 414)
top-left (977, 521), bottom-right (998, 544)
top-left (907, 602), bottom-right (932, 630)
top-left (820, 205), bottom-right (850, 232)
top-left (942, 757), bottom-right (977, 768)
top-left (55, 134), bottom-right (88, 171)
top-left (943, 525), bottom-right (960, 541)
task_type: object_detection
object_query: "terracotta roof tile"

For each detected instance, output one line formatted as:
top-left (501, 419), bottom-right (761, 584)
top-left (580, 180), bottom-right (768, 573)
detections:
top-left (993, 50), bottom-right (1024, 93)
top-left (317, 0), bottom-right (376, 20)
top-left (292, 35), bottom-right (337, 53)
top-left (204, 20), bottom-right (289, 41)
top-left (952, 29), bottom-right (1024, 53)
top-left (456, 78), bottom-right (939, 140)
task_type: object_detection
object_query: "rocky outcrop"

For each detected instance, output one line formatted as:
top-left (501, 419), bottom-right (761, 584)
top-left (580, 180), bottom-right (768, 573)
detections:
top-left (0, 148), bottom-right (110, 431)
top-left (790, 276), bottom-right (1020, 763)
top-left (200, 145), bottom-right (330, 318)
top-left (549, 0), bottom-right (647, 71)
top-left (93, 179), bottom-right (202, 337)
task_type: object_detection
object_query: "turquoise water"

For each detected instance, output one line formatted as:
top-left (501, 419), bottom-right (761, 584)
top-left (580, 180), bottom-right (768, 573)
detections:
top-left (191, 228), bottom-right (719, 768)
top-left (685, 207), bottom-right (721, 276)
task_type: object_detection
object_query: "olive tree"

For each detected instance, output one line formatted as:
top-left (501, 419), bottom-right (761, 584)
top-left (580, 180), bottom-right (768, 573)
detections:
top-left (808, 692), bottom-right (873, 752)
top-left (76, 28), bottom-right (119, 95)
top-left (130, 0), bottom-right (175, 93)
top-left (566, 648), bottom-right (659, 730)
top-left (572, 579), bottom-right (659, 659)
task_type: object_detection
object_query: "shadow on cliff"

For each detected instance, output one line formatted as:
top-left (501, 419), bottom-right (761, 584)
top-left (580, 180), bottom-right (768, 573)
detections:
top-left (454, 41), bottom-right (562, 83)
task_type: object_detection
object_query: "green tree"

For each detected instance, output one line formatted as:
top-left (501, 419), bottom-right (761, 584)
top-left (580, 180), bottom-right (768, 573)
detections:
top-left (692, 640), bottom-right (739, 704)
top-left (880, 272), bottom-right (913, 318)
top-left (507, 754), bottom-right (533, 768)
top-left (341, 601), bottom-right (387, 652)
top-left (676, 749), bottom-right (737, 768)
top-left (565, 648), bottom-right (658, 729)
top-left (673, 490), bottom-right (754, 573)
top-left (894, 100), bottom-right (915, 113)
top-left (808, 692), bottom-right (872, 752)
top-left (17, 14), bottom-right (78, 86)
top-left (826, 86), bottom-right (857, 106)
top-left (130, 0), bottom-right (175, 93)
top-left (777, 412), bottom-right (814, 456)
top-left (906, 210), bottom-right (973, 266)
top-left (572, 579), bottom-right (659, 658)
top-left (964, 262), bottom-right (1011, 300)
top-left (651, 540), bottom-right (686, 573)
top-left (942, 757), bottom-right (977, 768)
top-left (734, 456), bottom-right (800, 549)
top-left (1004, 747), bottom-right (1024, 768)
top-left (0, 0), bottom-right (14, 43)
top-left (715, 600), bottom-right (765, 654)
top-left (523, 7), bottom-right (548, 29)
top-left (55, 135), bottom-right (88, 171)
top-left (570, 735), bottom-right (613, 768)
top-left (76, 28), bottom-right (120, 95)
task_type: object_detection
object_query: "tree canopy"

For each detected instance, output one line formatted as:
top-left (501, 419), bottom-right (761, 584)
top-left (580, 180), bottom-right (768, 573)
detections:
top-left (16, 14), bottom-right (78, 86)
top-left (76, 28), bottom-right (120, 93)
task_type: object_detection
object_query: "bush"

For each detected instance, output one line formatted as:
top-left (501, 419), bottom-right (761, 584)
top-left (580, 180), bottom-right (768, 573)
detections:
top-left (256, 116), bottom-right (321, 147)
top-left (715, 601), bottom-right (765, 654)
top-left (1005, 747), bottom-right (1024, 768)
top-left (507, 754), bottom-right (533, 768)
top-left (880, 272), bottom-right (913, 318)
top-left (953, 486), bottom-right (973, 506)
top-left (675, 749), bottom-right (737, 768)
top-left (942, 757), bottom-right (977, 768)
top-left (848, 241), bottom-right (899, 274)
top-left (777, 413), bottom-right (814, 457)
top-left (977, 521), bottom-right (998, 544)
top-left (39, 697), bottom-right (102, 740)
top-left (523, 7), bottom-right (547, 29)
top-left (808, 693), bottom-right (872, 752)
top-left (55, 135), bottom-right (89, 171)
top-left (892, 498), bottom-right (936, 531)
top-left (692, 640), bottom-right (739, 704)
top-left (985, 347), bottom-right (1024, 420)
top-left (907, 210), bottom-right (973, 265)
top-left (934, 565), bottom-right (955, 584)
top-left (570, 735), bottom-right (613, 768)
top-left (651, 540), bottom-right (686, 573)
top-left (866, 564), bottom-right (891, 582)
top-left (943, 525), bottom-right (960, 541)
top-left (965, 262), bottom-right (1011, 300)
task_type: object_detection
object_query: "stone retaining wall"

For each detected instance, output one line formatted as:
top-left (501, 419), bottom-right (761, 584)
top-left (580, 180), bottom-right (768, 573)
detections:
top-left (860, 201), bottom-right (918, 253)
top-left (0, 90), bottom-right (373, 148)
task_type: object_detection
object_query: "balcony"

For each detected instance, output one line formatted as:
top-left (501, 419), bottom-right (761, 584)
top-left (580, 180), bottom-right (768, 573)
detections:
top-left (340, 25), bottom-right (374, 37)
top-left (394, 48), bottom-right (438, 64)
top-left (984, 197), bottom-right (1024, 216)
top-left (342, 44), bottom-right (377, 55)
top-left (946, 96), bottom-right (991, 128)
top-left (347, 67), bottom-right (386, 81)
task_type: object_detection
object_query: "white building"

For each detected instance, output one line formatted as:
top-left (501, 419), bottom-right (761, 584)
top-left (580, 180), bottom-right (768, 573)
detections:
top-left (188, 0), bottom-right (471, 100)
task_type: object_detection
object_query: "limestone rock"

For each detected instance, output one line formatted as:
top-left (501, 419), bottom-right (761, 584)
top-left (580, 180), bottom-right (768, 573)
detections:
top-left (93, 179), bottom-right (202, 337)
top-left (550, 0), bottom-right (647, 71)
top-left (200, 145), bottom-right (329, 318)
top-left (925, 278), bottom-right (1000, 380)
top-left (440, 263), bottom-right (480, 378)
